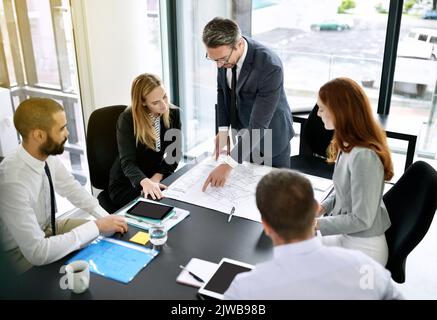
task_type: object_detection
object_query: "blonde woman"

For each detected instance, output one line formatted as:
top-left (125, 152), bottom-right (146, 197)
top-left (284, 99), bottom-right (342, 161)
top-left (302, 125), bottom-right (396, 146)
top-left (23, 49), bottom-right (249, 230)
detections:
top-left (108, 73), bottom-right (181, 209)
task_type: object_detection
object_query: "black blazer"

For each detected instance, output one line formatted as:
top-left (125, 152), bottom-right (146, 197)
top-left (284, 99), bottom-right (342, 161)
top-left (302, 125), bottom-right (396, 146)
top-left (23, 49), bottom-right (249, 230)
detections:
top-left (109, 107), bottom-right (182, 190)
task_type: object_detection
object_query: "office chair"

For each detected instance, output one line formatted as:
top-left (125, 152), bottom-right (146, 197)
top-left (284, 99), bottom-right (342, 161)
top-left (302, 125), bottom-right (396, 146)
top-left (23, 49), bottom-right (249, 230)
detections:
top-left (290, 104), bottom-right (335, 179)
top-left (383, 161), bottom-right (437, 283)
top-left (86, 105), bottom-right (127, 213)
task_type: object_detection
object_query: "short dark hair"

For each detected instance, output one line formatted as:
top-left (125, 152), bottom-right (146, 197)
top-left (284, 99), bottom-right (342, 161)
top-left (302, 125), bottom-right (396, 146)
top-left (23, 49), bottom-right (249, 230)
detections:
top-left (14, 98), bottom-right (64, 140)
top-left (202, 17), bottom-right (241, 48)
top-left (256, 170), bottom-right (316, 240)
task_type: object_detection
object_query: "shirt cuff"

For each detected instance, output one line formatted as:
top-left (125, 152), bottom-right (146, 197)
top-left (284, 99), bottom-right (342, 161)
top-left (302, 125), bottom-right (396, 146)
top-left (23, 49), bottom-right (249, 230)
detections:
top-left (219, 126), bottom-right (229, 132)
top-left (90, 206), bottom-right (110, 218)
top-left (76, 221), bottom-right (100, 248)
top-left (223, 155), bottom-right (238, 169)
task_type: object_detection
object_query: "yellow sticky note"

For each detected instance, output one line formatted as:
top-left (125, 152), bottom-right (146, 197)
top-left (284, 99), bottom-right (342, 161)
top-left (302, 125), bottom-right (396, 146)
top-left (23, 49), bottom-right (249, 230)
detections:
top-left (129, 231), bottom-right (150, 245)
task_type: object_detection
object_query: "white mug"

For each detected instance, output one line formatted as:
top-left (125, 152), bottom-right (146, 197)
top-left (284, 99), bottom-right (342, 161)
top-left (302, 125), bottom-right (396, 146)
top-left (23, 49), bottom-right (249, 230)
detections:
top-left (63, 260), bottom-right (90, 294)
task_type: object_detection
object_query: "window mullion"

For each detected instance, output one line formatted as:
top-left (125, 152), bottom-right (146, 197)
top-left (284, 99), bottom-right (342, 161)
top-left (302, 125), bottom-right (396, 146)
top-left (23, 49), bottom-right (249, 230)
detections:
top-left (14, 0), bottom-right (37, 86)
top-left (0, 26), bottom-right (10, 87)
top-left (3, 0), bottom-right (25, 86)
top-left (49, 0), bottom-right (71, 91)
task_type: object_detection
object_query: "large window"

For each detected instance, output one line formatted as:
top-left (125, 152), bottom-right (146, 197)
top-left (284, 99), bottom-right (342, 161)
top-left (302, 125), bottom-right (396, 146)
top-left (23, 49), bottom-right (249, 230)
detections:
top-left (1, 0), bottom-right (165, 214)
top-left (392, 0), bottom-right (437, 159)
top-left (0, 0), bottom-right (85, 214)
top-left (252, 0), bottom-right (388, 111)
top-left (175, 0), bottom-right (436, 177)
top-left (177, 0), bottom-right (390, 155)
top-left (146, 0), bottom-right (163, 77)
top-left (176, 0), bottom-right (231, 157)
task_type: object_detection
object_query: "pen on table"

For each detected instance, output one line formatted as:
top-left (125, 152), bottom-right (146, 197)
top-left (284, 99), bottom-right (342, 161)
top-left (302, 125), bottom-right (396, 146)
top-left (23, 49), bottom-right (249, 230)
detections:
top-left (179, 265), bottom-right (205, 283)
top-left (228, 206), bottom-right (235, 223)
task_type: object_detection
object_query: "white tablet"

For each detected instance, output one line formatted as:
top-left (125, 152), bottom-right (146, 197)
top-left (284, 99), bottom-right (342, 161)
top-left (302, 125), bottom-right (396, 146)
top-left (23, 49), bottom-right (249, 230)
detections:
top-left (198, 258), bottom-right (254, 300)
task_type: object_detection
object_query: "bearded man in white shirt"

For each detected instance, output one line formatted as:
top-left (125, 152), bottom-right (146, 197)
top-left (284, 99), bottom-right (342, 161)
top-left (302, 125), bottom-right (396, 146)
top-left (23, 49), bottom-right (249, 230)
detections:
top-left (224, 169), bottom-right (403, 300)
top-left (0, 98), bottom-right (128, 273)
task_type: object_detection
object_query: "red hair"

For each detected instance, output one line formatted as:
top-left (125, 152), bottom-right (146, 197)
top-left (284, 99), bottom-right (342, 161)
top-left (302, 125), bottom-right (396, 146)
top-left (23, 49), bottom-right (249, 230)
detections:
top-left (319, 77), bottom-right (393, 181)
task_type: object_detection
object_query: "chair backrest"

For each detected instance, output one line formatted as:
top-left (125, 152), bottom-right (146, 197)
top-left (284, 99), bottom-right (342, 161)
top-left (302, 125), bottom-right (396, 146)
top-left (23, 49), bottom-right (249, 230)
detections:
top-left (383, 161), bottom-right (437, 283)
top-left (300, 104), bottom-right (334, 157)
top-left (86, 105), bottom-right (127, 190)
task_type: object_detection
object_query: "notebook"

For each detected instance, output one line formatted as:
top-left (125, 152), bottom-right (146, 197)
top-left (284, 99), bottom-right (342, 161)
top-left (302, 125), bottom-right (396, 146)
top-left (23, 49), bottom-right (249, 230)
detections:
top-left (176, 258), bottom-right (218, 288)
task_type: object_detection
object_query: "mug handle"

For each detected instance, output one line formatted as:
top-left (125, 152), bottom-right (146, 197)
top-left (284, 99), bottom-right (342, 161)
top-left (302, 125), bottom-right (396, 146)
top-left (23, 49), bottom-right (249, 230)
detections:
top-left (60, 275), bottom-right (70, 290)
top-left (62, 266), bottom-right (74, 290)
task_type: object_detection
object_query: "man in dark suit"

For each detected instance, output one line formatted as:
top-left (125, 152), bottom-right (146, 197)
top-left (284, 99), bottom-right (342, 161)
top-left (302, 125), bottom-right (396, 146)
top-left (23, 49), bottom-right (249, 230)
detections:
top-left (202, 17), bottom-right (294, 191)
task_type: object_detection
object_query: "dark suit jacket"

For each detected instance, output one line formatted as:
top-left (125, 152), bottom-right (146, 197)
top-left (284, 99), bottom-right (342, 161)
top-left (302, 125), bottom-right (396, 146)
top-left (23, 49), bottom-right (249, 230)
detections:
top-left (217, 37), bottom-right (294, 160)
top-left (108, 107), bottom-right (181, 190)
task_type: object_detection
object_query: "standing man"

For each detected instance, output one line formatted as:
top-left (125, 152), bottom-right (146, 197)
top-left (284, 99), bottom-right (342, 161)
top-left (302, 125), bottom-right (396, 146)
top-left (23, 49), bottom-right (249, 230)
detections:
top-left (0, 98), bottom-right (128, 273)
top-left (202, 17), bottom-right (294, 191)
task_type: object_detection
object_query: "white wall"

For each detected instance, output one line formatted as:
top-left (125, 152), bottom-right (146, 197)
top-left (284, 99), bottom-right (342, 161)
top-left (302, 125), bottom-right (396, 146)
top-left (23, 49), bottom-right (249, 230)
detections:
top-left (71, 0), bottom-right (154, 127)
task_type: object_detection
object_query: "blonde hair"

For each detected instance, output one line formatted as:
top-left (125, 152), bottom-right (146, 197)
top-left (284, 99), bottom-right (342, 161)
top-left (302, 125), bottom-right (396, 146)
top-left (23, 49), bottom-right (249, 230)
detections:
top-left (14, 98), bottom-right (64, 140)
top-left (131, 73), bottom-right (170, 150)
top-left (318, 77), bottom-right (393, 181)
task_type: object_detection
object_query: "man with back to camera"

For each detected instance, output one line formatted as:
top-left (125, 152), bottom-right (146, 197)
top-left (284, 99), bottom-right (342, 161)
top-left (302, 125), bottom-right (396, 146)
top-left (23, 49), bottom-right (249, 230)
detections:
top-left (0, 98), bottom-right (128, 274)
top-left (202, 17), bottom-right (294, 192)
top-left (224, 169), bottom-right (403, 299)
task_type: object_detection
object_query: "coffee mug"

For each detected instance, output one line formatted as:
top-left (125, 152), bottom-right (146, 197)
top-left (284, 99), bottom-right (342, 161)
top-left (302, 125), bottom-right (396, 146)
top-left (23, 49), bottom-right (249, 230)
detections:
top-left (63, 260), bottom-right (90, 294)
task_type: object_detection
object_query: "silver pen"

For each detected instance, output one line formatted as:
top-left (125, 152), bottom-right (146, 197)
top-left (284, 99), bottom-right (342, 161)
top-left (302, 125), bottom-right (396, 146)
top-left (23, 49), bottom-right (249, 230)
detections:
top-left (228, 206), bottom-right (235, 223)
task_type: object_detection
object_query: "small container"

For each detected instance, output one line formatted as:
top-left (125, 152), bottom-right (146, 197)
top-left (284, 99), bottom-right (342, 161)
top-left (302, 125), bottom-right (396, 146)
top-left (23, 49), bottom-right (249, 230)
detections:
top-left (149, 222), bottom-right (168, 250)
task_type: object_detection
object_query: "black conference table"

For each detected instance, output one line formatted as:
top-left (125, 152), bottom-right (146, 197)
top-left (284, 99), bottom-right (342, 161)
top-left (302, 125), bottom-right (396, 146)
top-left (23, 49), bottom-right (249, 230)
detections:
top-left (19, 164), bottom-right (273, 300)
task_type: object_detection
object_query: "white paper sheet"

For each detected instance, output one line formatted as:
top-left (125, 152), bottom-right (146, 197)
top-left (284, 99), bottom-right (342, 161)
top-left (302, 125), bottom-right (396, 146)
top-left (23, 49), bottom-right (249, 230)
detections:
top-left (164, 157), bottom-right (272, 222)
top-left (163, 157), bottom-right (334, 223)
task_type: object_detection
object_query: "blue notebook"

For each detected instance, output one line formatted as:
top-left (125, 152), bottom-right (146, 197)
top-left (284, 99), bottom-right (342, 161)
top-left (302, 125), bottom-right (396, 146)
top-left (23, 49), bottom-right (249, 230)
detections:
top-left (68, 237), bottom-right (158, 284)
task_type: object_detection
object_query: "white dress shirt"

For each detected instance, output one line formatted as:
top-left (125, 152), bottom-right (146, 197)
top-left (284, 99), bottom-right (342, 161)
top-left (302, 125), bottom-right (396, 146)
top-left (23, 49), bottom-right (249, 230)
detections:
top-left (0, 145), bottom-right (108, 266)
top-left (225, 37), bottom-right (248, 89)
top-left (224, 237), bottom-right (403, 300)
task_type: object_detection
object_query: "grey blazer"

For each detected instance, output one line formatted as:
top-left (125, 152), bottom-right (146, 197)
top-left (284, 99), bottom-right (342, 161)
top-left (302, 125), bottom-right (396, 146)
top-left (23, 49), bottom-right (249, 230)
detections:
top-left (217, 37), bottom-right (294, 160)
top-left (319, 147), bottom-right (391, 237)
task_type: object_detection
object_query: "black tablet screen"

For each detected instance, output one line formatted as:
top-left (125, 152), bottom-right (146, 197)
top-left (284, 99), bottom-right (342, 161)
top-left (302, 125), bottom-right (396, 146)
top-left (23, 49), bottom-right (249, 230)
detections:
top-left (203, 262), bottom-right (252, 294)
top-left (126, 201), bottom-right (173, 220)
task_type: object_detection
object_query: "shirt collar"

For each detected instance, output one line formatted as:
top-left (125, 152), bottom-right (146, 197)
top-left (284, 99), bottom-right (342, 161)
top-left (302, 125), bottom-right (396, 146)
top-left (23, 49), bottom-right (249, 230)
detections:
top-left (273, 237), bottom-right (322, 258)
top-left (148, 112), bottom-right (161, 121)
top-left (17, 144), bottom-right (46, 175)
top-left (236, 38), bottom-right (248, 71)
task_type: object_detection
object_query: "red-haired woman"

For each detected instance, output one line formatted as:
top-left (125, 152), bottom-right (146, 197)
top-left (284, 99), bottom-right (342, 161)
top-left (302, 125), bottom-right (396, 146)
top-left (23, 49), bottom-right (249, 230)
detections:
top-left (315, 77), bottom-right (393, 266)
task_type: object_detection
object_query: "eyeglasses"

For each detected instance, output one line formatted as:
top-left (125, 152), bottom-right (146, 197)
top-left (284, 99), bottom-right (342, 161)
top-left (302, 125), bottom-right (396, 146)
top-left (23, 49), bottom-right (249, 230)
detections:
top-left (205, 46), bottom-right (235, 66)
